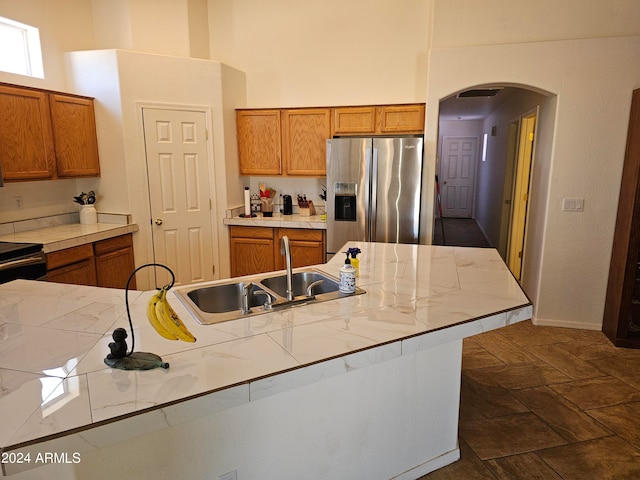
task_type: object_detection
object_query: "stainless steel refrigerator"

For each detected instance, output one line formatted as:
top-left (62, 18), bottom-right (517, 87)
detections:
top-left (325, 137), bottom-right (423, 257)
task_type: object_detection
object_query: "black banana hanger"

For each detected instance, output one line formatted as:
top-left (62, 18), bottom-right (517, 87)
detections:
top-left (103, 263), bottom-right (174, 371)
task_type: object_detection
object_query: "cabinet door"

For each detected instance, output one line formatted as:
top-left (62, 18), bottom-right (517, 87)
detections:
top-left (47, 259), bottom-right (97, 286)
top-left (379, 104), bottom-right (425, 134)
top-left (282, 109), bottom-right (331, 176)
top-left (49, 94), bottom-right (101, 177)
top-left (275, 228), bottom-right (325, 270)
top-left (0, 84), bottom-right (56, 180)
top-left (237, 110), bottom-right (282, 175)
top-left (94, 234), bottom-right (136, 289)
top-left (332, 107), bottom-right (377, 135)
top-left (230, 226), bottom-right (275, 277)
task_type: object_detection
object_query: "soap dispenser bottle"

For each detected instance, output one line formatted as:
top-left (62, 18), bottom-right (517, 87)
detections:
top-left (339, 253), bottom-right (356, 294)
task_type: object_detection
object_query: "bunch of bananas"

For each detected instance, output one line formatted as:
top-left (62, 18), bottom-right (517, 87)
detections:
top-left (146, 287), bottom-right (196, 342)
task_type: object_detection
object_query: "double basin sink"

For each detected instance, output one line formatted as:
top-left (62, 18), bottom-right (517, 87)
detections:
top-left (174, 268), bottom-right (365, 325)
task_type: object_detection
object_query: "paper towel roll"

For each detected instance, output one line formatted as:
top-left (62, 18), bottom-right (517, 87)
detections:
top-left (244, 187), bottom-right (251, 217)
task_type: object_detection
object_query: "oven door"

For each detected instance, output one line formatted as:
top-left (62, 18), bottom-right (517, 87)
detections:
top-left (0, 250), bottom-right (46, 283)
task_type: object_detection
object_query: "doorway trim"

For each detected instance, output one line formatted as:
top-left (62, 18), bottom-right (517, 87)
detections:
top-left (507, 107), bottom-right (538, 280)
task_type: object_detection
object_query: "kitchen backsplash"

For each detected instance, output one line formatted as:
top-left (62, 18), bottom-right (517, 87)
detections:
top-left (246, 177), bottom-right (326, 214)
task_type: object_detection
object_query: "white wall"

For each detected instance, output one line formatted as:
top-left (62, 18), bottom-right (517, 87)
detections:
top-left (208, 0), bottom-right (432, 107)
top-left (65, 50), bottom-right (245, 286)
top-left (426, 36), bottom-right (640, 330)
top-left (432, 0), bottom-right (640, 47)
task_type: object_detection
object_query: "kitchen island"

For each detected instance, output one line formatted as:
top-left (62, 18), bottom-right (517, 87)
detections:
top-left (0, 243), bottom-right (531, 479)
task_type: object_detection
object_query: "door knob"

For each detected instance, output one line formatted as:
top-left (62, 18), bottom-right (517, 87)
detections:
top-left (155, 218), bottom-right (163, 225)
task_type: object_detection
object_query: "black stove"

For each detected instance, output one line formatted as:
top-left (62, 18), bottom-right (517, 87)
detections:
top-left (0, 241), bottom-right (46, 283)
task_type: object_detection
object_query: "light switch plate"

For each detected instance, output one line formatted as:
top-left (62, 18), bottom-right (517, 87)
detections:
top-left (562, 198), bottom-right (584, 212)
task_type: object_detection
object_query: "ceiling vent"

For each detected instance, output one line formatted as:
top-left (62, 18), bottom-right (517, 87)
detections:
top-left (457, 88), bottom-right (502, 98)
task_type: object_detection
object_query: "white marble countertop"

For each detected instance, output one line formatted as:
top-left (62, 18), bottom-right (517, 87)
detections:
top-left (0, 223), bottom-right (139, 253)
top-left (223, 212), bottom-right (326, 229)
top-left (0, 242), bottom-right (531, 474)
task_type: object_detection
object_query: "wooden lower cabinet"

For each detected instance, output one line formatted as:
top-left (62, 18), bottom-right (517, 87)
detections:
top-left (230, 226), bottom-right (325, 277)
top-left (46, 244), bottom-right (97, 286)
top-left (46, 234), bottom-right (136, 289)
top-left (275, 228), bottom-right (325, 270)
top-left (94, 234), bottom-right (136, 289)
top-left (230, 226), bottom-right (275, 277)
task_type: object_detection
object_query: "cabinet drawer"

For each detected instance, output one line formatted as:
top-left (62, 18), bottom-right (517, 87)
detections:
top-left (230, 226), bottom-right (274, 239)
top-left (279, 228), bottom-right (324, 242)
top-left (94, 233), bottom-right (133, 255)
top-left (46, 244), bottom-right (93, 270)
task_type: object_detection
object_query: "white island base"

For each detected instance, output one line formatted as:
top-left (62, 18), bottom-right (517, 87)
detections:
top-left (1, 243), bottom-right (531, 479)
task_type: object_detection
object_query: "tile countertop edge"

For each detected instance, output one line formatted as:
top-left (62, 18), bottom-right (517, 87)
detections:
top-left (0, 302), bottom-right (532, 473)
top-left (223, 213), bottom-right (326, 230)
top-left (0, 223), bottom-right (139, 253)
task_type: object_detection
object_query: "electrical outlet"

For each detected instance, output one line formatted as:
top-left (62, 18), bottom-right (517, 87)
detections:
top-left (561, 198), bottom-right (584, 212)
top-left (14, 196), bottom-right (23, 209)
top-left (219, 470), bottom-right (237, 480)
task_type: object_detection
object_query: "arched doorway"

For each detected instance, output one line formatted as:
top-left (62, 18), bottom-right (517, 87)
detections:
top-left (434, 85), bottom-right (553, 281)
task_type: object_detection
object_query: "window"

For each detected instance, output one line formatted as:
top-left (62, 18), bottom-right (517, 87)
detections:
top-left (0, 16), bottom-right (44, 78)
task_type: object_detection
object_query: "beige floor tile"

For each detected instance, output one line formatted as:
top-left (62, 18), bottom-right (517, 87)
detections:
top-left (588, 404), bottom-right (640, 449)
top-left (462, 348), bottom-right (505, 370)
top-left (525, 343), bottom-right (605, 380)
top-left (459, 412), bottom-right (567, 460)
top-left (461, 370), bottom-right (529, 418)
top-left (511, 386), bottom-right (612, 442)
top-left (550, 377), bottom-right (640, 410)
top-left (479, 362), bottom-right (571, 390)
top-left (473, 332), bottom-right (539, 364)
top-left (588, 355), bottom-right (640, 390)
top-left (486, 452), bottom-right (562, 480)
top-left (538, 436), bottom-right (640, 480)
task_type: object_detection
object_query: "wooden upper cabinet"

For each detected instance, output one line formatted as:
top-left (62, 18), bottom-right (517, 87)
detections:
top-left (282, 108), bottom-right (331, 176)
top-left (0, 84), bottom-right (56, 180)
top-left (379, 104), bottom-right (425, 134)
top-left (331, 104), bottom-right (426, 136)
top-left (237, 109), bottom-right (282, 175)
top-left (50, 94), bottom-right (100, 177)
top-left (236, 103), bottom-right (424, 176)
top-left (333, 106), bottom-right (377, 135)
top-left (0, 83), bottom-right (101, 182)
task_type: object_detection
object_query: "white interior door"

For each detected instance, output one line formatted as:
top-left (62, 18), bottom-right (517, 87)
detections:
top-left (440, 136), bottom-right (478, 218)
top-left (143, 108), bottom-right (215, 288)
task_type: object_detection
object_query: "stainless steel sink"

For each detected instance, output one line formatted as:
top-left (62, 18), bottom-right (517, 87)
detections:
top-left (186, 282), bottom-right (275, 313)
top-left (174, 268), bottom-right (365, 325)
top-left (260, 271), bottom-right (340, 298)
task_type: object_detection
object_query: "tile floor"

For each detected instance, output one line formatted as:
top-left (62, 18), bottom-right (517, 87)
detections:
top-left (420, 320), bottom-right (640, 480)
top-left (433, 218), bottom-right (492, 248)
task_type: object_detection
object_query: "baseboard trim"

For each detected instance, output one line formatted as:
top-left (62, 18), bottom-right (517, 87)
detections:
top-left (533, 317), bottom-right (602, 331)
top-left (391, 448), bottom-right (461, 480)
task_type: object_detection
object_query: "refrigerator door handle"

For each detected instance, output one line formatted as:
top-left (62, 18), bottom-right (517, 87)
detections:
top-left (370, 146), bottom-right (378, 241)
